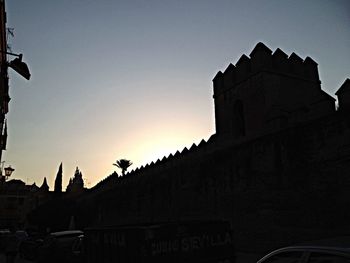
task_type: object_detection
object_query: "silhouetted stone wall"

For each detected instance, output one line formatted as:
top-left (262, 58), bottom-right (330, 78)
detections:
top-left (79, 43), bottom-right (350, 253)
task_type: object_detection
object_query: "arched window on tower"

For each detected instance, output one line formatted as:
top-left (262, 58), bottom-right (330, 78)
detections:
top-left (233, 100), bottom-right (246, 137)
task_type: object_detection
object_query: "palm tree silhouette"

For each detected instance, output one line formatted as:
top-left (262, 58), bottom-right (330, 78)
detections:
top-left (113, 159), bottom-right (132, 176)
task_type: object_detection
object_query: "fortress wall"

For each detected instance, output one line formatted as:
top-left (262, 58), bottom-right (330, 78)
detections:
top-left (82, 43), bottom-right (349, 252)
top-left (85, 112), bottom-right (350, 252)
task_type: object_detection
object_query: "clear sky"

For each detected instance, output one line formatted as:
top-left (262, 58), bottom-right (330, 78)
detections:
top-left (3, 0), bottom-right (350, 189)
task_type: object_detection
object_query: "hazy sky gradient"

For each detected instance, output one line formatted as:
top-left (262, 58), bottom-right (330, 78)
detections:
top-left (4, 0), bottom-right (350, 189)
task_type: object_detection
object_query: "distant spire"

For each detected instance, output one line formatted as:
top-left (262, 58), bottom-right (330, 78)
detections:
top-left (54, 162), bottom-right (63, 193)
top-left (40, 177), bottom-right (49, 191)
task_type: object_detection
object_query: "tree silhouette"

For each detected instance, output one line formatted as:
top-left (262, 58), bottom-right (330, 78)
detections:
top-left (66, 167), bottom-right (84, 192)
top-left (113, 159), bottom-right (132, 176)
top-left (54, 162), bottom-right (63, 193)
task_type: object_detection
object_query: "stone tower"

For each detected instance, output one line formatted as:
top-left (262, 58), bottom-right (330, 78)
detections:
top-left (213, 42), bottom-right (336, 140)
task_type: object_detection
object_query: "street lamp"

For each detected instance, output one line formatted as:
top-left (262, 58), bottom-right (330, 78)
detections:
top-left (3, 165), bottom-right (14, 180)
top-left (3, 51), bottom-right (31, 80)
top-left (4, 165), bottom-right (15, 177)
top-left (0, 162), bottom-right (14, 183)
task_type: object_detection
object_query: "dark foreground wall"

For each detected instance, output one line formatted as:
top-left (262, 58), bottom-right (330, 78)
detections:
top-left (79, 110), bottom-right (350, 253)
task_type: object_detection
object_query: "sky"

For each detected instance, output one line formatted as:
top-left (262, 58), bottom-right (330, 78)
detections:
top-left (3, 0), bottom-right (350, 189)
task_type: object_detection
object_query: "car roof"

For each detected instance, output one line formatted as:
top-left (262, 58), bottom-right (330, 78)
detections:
top-left (296, 236), bottom-right (350, 249)
top-left (278, 246), bottom-right (350, 254)
top-left (50, 230), bottom-right (83, 237)
top-left (257, 245), bottom-right (350, 263)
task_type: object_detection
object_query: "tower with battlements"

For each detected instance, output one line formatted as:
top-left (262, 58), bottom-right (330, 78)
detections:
top-left (213, 42), bottom-right (336, 139)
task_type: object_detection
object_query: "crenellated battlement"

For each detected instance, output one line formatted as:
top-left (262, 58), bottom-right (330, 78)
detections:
top-left (91, 43), bottom-right (342, 193)
top-left (125, 139), bottom-right (208, 176)
top-left (213, 42), bottom-right (320, 95)
top-left (92, 139), bottom-right (209, 190)
top-left (212, 42), bottom-right (336, 139)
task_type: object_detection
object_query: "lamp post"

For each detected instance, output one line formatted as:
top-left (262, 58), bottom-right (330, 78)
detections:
top-left (0, 162), bottom-right (14, 182)
top-left (1, 51), bottom-right (31, 80)
top-left (4, 165), bottom-right (14, 180)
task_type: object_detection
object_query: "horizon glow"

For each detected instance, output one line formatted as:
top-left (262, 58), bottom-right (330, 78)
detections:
top-left (3, 0), bottom-right (350, 189)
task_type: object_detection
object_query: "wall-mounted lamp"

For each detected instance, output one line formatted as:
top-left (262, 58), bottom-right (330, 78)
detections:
top-left (0, 162), bottom-right (15, 182)
top-left (1, 51), bottom-right (31, 80)
top-left (4, 165), bottom-right (14, 179)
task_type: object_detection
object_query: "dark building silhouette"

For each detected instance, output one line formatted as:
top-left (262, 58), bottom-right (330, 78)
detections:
top-left (24, 163), bottom-right (88, 232)
top-left (0, 162), bottom-right (88, 230)
top-left (0, 179), bottom-right (50, 229)
top-left (0, 0), bottom-right (30, 163)
top-left (78, 43), bottom-right (349, 253)
top-left (0, 0), bottom-right (9, 162)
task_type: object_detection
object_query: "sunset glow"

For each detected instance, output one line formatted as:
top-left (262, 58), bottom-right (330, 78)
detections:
top-left (4, 0), bottom-right (350, 189)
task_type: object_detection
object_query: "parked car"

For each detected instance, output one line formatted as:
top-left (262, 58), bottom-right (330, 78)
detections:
top-left (0, 229), bottom-right (10, 252)
top-left (15, 230), bottom-right (28, 242)
top-left (71, 234), bottom-right (84, 263)
top-left (18, 233), bottom-right (44, 260)
top-left (257, 237), bottom-right (350, 263)
top-left (37, 230), bottom-right (84, 263)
